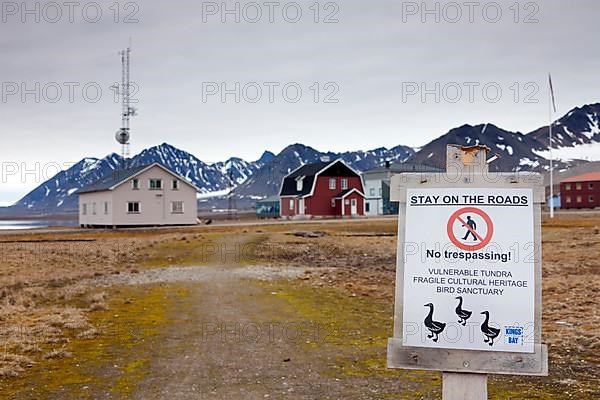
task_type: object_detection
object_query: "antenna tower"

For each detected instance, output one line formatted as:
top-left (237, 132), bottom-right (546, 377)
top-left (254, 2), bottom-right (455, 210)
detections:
top-left (227, 170), bottom-right (237, 220)
top-left (115, 42), bottom-right (137, 165)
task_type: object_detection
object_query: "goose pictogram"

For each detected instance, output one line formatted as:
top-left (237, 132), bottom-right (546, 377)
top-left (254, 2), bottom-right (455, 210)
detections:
top-left (424, 303), bottom-right (446, 342)
top-left (480, 311), bottom-right (500, 346)
top-left (454, 296), bottom-right (472, 326)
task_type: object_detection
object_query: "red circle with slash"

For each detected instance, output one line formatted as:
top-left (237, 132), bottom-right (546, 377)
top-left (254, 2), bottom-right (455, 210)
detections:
top-left (447, 207), bottom-right (494, 251)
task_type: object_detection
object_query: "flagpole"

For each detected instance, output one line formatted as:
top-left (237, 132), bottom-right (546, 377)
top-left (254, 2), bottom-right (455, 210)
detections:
top-left (548, 77), bottom-right (554, 219)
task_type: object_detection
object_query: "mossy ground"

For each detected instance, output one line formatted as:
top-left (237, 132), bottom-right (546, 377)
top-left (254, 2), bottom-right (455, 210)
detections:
top-left (2, 284), bottom-right (191, 400)
top-left (1, 216), bottom-right (598, 399)
top-left (259, 280), bottom-right (593, 399)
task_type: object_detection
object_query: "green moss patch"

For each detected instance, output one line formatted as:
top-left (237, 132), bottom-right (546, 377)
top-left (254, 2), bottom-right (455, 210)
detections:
top-left (3, 284), bottom-right (190, 399)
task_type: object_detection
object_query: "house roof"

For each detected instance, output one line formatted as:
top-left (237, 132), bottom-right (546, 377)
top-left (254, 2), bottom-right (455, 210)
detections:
top-left (77, 163), bottom-right (198, 194)
top-left (333, 188), bottom-right (365, 199)
top-left (363, 162), bottom-right (443, 175)
top-left (256, 195), bottom-right (280, 203)
top-left (562, 172), bottom-right (600, 183)
top-left (279, 160), bottom-right (361, 197)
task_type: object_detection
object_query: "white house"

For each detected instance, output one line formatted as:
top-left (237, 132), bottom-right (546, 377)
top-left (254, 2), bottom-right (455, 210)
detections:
top-left (362, 162), bottom-right (443, 216)
top-left (77, 163), bottom-right (199, 228)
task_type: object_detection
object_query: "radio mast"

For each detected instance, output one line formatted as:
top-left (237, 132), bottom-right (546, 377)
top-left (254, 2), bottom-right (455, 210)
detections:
top-left (227, 170), bottom-right (237, 220)
top-left (115, 42), bottom-right (137, 165)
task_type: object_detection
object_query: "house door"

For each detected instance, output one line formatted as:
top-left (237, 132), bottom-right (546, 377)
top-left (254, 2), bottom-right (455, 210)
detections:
top-left (298, 198), bottom-right (305, 215)
top-left (351, 198), bottom-right (357, 215)
top-left (156, 194), bottom-right (165, 220)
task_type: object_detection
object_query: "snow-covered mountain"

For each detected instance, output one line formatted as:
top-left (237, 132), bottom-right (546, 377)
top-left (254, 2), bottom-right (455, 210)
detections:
top-left (235, 143), bottom-right (414, 199)
top-left (7, 143), bottom-right (414, 213)
top-left (10, 143), bottom-right (239, 212)
top-left (407, 123), bottom-right (552, 171)
top-left (528, 103), bottom-right (600, 162)
top-left (5, 102), bottom-right (600, 215)
top-left (9, 154), bottom-right (123, 212)
top-left (212, 150), bottom-right (274, 186)
top-left (407, 103), bottom-right (600, 171)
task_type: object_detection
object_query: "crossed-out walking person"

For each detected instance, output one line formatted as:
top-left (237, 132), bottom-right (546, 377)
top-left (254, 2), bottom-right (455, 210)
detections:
top-left (462, 215), bottom-right (477, 241)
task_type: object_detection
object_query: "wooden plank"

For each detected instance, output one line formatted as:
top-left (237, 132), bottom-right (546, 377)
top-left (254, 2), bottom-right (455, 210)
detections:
top-left (443, 373), bottom-right (488, 400)
top-left (388, 339), bottom-right (549, 376)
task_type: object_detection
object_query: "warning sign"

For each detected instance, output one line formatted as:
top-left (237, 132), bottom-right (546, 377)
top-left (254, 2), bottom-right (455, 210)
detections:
top-left (447, 207), bottom-right (494, 251)
top-left (402, 188), bottom-right (535, 353)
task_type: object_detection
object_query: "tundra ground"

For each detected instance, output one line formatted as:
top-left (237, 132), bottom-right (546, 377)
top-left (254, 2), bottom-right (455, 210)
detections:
top-left (0, 214), bottom-right (598, 399)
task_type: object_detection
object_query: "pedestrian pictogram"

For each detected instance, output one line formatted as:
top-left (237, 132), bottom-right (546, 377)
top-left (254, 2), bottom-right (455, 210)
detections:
top-left (446, 207), bottom-right (494, 251)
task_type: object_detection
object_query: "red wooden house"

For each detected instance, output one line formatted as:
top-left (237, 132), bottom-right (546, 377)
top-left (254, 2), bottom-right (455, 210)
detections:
top-left (560, 172), bottom-right (600, 209)
top-left (279, 159), bottom-right (365, 218)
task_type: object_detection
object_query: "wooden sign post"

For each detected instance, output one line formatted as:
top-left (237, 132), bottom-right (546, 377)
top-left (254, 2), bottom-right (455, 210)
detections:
top-left (387, 145), bottom-right (548, 399)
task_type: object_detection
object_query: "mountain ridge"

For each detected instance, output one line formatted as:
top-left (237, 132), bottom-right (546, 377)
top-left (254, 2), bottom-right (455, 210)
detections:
top-left (3, 102), bottom-right (599, 214)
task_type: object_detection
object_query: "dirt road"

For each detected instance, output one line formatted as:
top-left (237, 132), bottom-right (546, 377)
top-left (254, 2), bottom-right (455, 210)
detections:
top-left (2, 216), bottom-right (599, 399)
top-left (6, 265), bottom-right (434, 399)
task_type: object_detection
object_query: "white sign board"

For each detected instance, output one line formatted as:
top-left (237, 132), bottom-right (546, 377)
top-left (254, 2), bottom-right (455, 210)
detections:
top-left (402, 188), bottom-right (535, 353)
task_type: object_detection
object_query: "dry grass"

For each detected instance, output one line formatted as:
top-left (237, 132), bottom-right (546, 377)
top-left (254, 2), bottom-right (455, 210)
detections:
top-left (0, 225), bottom-right (247, 378)
top-left (254, 214), bottom-right (600, 395)
top-left (43, 346), bottom-right (73, 360)
top-left (0, 215), bottom-right (597, 394)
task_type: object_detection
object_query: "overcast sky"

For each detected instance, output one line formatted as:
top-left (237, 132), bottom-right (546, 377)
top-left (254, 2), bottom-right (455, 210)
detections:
top-left (1, 0), bottom-right (599, 205)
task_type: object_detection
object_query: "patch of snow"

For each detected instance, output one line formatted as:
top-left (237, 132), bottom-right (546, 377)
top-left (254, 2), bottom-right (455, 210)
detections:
top-left (81, 159), bottom-right (100, 175)
top-left (519, 158), bottom-right (540, 168)
top-left (533, 142), bottom-right (600, 161)
top-left (67, 188), bottom-right (78, 195)
top-left (584, 114), bottom-right (600, 139)
top-left (196, 189), bottom-right (232, 200)
top-left (496, 144), bottom-right (513, 155)
top-left (427, 152), bottom-right (434, 159)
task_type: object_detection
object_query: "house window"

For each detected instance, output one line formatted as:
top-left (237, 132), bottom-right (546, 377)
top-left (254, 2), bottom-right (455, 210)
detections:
top-left (104, 202), bottom-right (109, 215)
top-left (296, 177), bottom-right (303, 192)
top-left (566, 196), bottom-right (571, 203)
top-left (92, 203), bottom-right (97, 215)
top-left (132, 179), bottom-right (139, 190)
top-left (289, 199), bottom-right (295, 210)
top-left (329, 178), bottom-right (336, 190)
top-left (576, 183), bottom-right (582, 190)
top-left (172, 180), bottom-right (179, 190)
top-left (331, 199), bottom-right (335, 207)
top-left (590, 183), bottom-right (594, 190)
top-left (378, 188), bottom-right (382, 196)
top-left (127, 202), bottom-right (140, 214)
top-left (82, 204), bottom-right (87, 215)
top-left (171, 201), bottom-right (184, 214)
top-left (565, 184), bottom-right (571, 190)
top-left (341, 179), bottom-right (348, 190)
top-left (149, 179), bottom-right (163, 190)
top-left (344, 199), bottom-right (350, 205)
top-left (589, 196), bottom-right (595, 203)
top-left (370, 188), bottom-right (375, 196)
top-left (365, 203), bottom-right (370, 212)
top-left (576, 196), bottom-right (582, 203)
